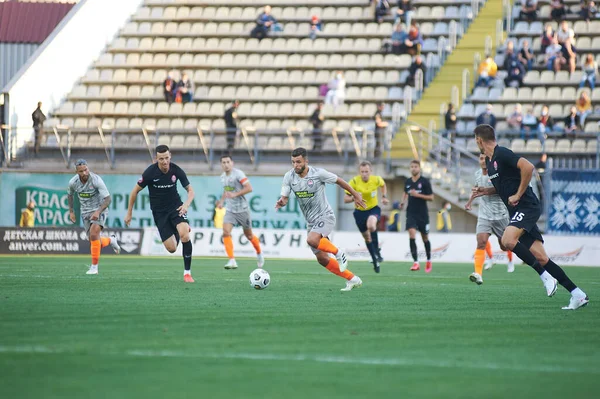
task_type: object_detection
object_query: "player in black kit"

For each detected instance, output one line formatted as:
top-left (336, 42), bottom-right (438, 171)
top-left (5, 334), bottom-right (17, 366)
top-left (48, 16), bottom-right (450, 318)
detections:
top-left (124, 145), bottom-right (196, 283)
top-left (399, 160), bottom-right (434, 273)
top-left (472, 125), bottom-right (588, 310)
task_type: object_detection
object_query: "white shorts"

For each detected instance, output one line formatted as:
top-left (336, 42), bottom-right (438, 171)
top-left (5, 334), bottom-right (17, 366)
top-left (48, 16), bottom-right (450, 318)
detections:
top-left (82, 211), bottom-right (107, 239)
top-left (476, 217), bottom-right (509, 238)
top-left (223, 210), bottom-right (252, 229)
top-left (307, 214), bottom-right (336, 254)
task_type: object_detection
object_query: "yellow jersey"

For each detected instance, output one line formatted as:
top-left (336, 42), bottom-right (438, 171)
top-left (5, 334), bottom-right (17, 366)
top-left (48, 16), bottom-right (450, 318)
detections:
top-left (348, 175), bottom-right (385, 210)
top-left (19, 208), bottom-right (35, 227)
top-left (213, 207), bottom-right (226, 229)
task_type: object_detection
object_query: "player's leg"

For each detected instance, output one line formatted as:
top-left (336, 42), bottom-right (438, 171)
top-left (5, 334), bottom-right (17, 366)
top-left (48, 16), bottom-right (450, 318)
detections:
top-left (407, 226), bottom-right (420, 271)
top-left (355, 210), bottom-right (379, 272)
top-left (314, 250), bottom-right (361, 291)
top-left (498, 236), bottom-right (515, 272)
top-left (367, 206), bottom-right (383, 262)
top-left (85, 214), bottom-right (112, 275)
top-left (176, 221), bottom-right (194, 282)
top-left (222, 211), bottom-right (237, 269)
top-left (306, 216), bottom-right (349, 271)
top-left (420, 220), bottom-right (432, 273)
top-left (529, 239), bottom-right (588, 310)
top-left (241, 211), bottom-right (264, 268)
top-left (501, 225), bottom-right (557, 296)
top-left (493, 217), bottom-right (513, 272)
top-left (470, 232), bottom-right (489, 285)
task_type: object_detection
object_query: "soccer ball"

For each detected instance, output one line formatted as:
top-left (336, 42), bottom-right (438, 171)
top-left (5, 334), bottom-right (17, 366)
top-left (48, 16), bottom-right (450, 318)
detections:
top-left (249, 269), bottom-right (270, 290)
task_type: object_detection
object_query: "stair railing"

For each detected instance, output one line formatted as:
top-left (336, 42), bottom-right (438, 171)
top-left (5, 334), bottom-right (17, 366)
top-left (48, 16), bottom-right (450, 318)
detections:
top-left (484, 35), bottom-right (493, 57)
top-left (438, 36), bottom-right (448, 64)
top-left (496, 19), bottom-right (504, 48)
top-left (451, 86), bottom-right (460, 108)
top-left (415, 69), bottom-right (424, 101)
top-left (462, 69), bottom-right (471, 101)
top-left (403, 86), bottom-right (413, 116)
top-left (449, 20), bottom-right (458, 49)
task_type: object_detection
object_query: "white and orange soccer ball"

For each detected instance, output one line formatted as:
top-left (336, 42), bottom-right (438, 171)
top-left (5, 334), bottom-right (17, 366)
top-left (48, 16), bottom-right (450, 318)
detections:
top-left (249, 269), bottom-right (270, 290)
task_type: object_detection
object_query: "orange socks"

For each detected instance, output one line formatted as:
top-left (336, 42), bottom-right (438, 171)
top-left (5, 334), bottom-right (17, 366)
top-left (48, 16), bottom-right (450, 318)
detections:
top-left (507, 250), bottom-right (513, 262)
top-left (325, 258), bottom-right (354, 281)
top-left (317, 238), bottom-right (338, 255)
top-left (485, 240), bottom-right (493, 259)
top-left (91, 240), bottom-right (101, 265)
top-left (100, 237), bottom-right (110, 248)
top-left (474, 249), bottom-right (485, 275)
top-left (250, 235), bottom-right (262, 254)
top-left (223, 236), bottom-right (234, 259)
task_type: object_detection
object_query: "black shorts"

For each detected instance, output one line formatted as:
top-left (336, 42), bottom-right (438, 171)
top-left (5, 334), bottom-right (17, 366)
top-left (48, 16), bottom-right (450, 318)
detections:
top-left (153, 209), bottom-right (189, 242)
top-left (353, 206), bottom-right (381, 233)
top-left (508, 204), bottom-right (544, 247)
top-left (406, 213), bottom-right (430, 235)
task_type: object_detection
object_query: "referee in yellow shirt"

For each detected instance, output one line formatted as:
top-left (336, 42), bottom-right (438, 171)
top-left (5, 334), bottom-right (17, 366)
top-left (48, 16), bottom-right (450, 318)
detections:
top-left (344, 161), bottom-right (389, 273)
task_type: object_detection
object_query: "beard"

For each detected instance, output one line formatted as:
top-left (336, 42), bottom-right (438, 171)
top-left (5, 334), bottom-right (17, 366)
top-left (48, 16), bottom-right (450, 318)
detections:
top-left (295, 165), bottom-right (306, 174)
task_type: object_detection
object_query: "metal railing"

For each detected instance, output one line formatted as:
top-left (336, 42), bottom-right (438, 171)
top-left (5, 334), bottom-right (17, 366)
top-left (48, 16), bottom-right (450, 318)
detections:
top-left (461, 69), bottom-right (471, 102)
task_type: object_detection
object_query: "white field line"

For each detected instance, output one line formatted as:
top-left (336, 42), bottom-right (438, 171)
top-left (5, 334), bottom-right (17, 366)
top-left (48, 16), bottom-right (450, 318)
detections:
top-left (0, 345), bottom-right (596, 375)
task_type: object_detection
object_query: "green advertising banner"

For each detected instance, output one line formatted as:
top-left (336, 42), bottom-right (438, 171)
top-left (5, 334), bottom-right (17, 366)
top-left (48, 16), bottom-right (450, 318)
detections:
top-left (0, 171), bottom-right (338, 229)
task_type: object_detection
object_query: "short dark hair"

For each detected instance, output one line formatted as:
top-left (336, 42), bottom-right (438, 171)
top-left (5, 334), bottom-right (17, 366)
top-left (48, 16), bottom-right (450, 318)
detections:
top-left (410, 159), bottom-right (420, 166)
top-left (220, 154), bottom-right (232, 161)
top-left (156, 145), bottom-right (170, 154)
top-left (474, 124), bottom-right (496, 142)
top-left (291, 147), bottom-right (307, 158)
top-left (359, 161), bottom-right (372, 168)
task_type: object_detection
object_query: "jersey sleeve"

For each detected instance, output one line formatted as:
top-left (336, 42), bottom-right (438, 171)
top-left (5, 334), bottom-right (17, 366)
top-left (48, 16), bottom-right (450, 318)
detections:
top-left (317, 168), bottom-right (338, 184)
top-left (377, 176), bottom-right (385, 187)
top-left (95, 175), bottom-right (110, 198)
top-left (174, 165), bottom-right (190, 188)
top-left (137, 167), bottom-right (150, 189)
top-left (236, 169), bottom-right (249, 185)
top-left (345, 177), bottom-right (356, 196)
top-left (422, 178), bottom-right (433, 195)
top-left (67, 178), bottom-right (75, 195)
top-left (280, 172), bottom-right (292, 197)
top-left (499, 146), bottom-right (521, 169)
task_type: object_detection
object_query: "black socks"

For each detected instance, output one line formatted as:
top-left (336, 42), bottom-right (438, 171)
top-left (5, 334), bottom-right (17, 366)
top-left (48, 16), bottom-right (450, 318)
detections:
top-left (182, 240), bottom-right (192, 271)
top-left (543, 259), bottom-right (577, 292)
top-left (511, 241), bottom-right (545, 275)
top-left (409, 238), bottom-right (418, 262)
top-left (424, 240), bottom-right (431, 261)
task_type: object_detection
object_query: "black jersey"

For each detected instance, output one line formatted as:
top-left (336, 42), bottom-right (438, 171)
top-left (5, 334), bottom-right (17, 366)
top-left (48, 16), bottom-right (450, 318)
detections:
top-left (137, 162), bottom-right (190, 213)
top-left (404, 175), bottom-right (432, 216)
top-left (486, 145), bottom-right (539, 210)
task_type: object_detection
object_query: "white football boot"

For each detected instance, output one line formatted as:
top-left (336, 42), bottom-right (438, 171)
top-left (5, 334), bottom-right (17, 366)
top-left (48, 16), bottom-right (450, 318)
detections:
top-left (257, 253), bottom-right (265, 268)
top-left (469, 272), bottom-right (483, 285)
top-left (507, 260), bottom-right (515, 273)
top-left (224, 259), bottom-right (238, 270)
top-left (86, 265), bottom-right (98, 275)
top-left (484, 258), bottom-right (495, 271)
top-left (562, 293), bottom-right (589, 310)
top-left (110, 234), bottom-right (121, 254)
top-left (542, 275), bottom-right (558, 297)
top-left (341, 276), bottom-right (362, 292)
top-left (336, 249), bottom-right (348, 272)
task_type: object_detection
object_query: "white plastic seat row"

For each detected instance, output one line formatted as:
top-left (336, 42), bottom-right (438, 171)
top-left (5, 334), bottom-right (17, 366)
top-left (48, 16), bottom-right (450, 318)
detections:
top-left (500, 86), bottom-right (587, 102)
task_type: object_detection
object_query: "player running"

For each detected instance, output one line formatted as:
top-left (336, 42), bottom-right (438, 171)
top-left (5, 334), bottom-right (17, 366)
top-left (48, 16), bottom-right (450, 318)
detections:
top-left (472, 124), bottom-right (588, 309)
top-left (464, 153), bottom-right (515, 285)
top-left (124, 145), bottom-right (196, 283)
top-left (218, 155), bottom-right (264, 269)
top-left (399, 160), bottom-right (434, 272)
top-left (344, 161), bottom-right (388, 273)
top-left (275, 147), bottom-right (366, 291)
top-left (67, 159), bottom-right (120, 275)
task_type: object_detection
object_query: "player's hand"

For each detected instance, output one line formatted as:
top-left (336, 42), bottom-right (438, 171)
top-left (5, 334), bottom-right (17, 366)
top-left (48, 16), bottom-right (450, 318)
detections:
top-left (177, 203), bottom-right (188, 216)
top-left (124, 212), bottom-right (132, 227)
top-left (353, 194), bottom-right (366, 209)
top-left (275, 197), bottom-right (288, 209)
top-left (69, 211), bottom-right (76, 224)
top-left (399, 202), bottom-right (405, 210)
top-left (216, 201), bottom-right (223, 209)
top-left (90, 211), bottom-right (100, 221)
top-left (471, 187), bottom-right (485, 198)
top-left (464, 202), bottom-right (472, 211)
top-left (508, 194), bottom-right (520, 207)
top-left (381, 197), bottom-right (390, 205)
top-left (224, 192), bottom-right (235, 199)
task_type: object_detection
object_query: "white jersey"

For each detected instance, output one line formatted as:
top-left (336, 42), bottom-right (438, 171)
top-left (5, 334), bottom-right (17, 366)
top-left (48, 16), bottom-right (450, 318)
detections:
top-left (220, 168), bottom-right (249, 213)
top-left (280, 166), bottom-right (338, 225)
top-left (475, 169), bottom-right (509, 221)
top-left (67, 172), bottom-right (110, 216)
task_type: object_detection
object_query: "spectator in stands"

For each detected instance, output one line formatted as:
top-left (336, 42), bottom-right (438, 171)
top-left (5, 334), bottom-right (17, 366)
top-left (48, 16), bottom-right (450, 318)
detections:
top-left (32, 102), bottom-right (46, 155)
top-left (309, 102), bottom-right (324, 151)
top-left (507, 103), bottom-right (524, 132)
top-left (163, 72), bottom-right (176, 104)
top-left (390, 23), bottom-right (408, 55)
top-left (374, 102), bottom-right (388, 158)
top-left (550, 0), bottom-right (567, 21)
top-left (324, 71), bottom-right (346, 108)
top-left (503, 40), bottom-right (519, 71)
top-left (405, 22), bottom-right (423, 55)
top-left (476, 54), bottom-right (498, 87)
top-left (557, 20), bottom-right (575, 47)
top-left (445, 103), bottom-right (457, 138)
top-left (176, 72), bottom-right (194, 104)
top-left (519, 39), bottom-right (535, 71)
top-left (375, 0), bottom-right (391, 23)
top-left (406, 55), bottom-right (426, 87)
top-left (580, 53), bottom-right (598, 90)
top-left (580, 0), bottom-right (597, 22)
top-left (19, 201), bottom-right (36, 228)
top-left (476, 104), bottom-right (497, 129)
top-left (519, 0), bottom-right (538, 21)
top-left (540, 24), bottom-right (554, 53)
top-left (250, 5), bottom-right (279, 40)
top-left (396, 0), bottom-right (414, 28)
top-left (387, 201), bottom-right (401, 232)
top-left (521, 107), bottom-right (539, 140)
top-left (538, 105), bottom-right (555, 138)
top-left (535, 153), bottom-right (547, 173)
top-left (437, 201), bottom-right (452, 233)
top-left (576, 91), bottom-right (592, 128)
top-left (310, 15), bottom-right (322, 40)
top-left (564, 106), bottom-right (580, 135)
top-left (224, 100), bottom-right (240, 151)
top-left (545, 36), bottom-right (566, 72)
top-left (504, 57), bottom-right (526, 88)
top-left (561, 39), bottom-right (577, 73)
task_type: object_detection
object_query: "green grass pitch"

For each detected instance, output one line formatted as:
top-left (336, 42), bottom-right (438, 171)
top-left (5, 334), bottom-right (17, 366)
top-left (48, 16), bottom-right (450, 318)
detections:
top-left (1, 255), bottom-right (599, 399)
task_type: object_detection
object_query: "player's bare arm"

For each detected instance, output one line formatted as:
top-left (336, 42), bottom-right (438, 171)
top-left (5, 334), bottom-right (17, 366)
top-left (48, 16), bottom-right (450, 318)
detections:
top-left (124, 184), bottom-right (144, 227)
top-left (472, 186), bottom-right (496, 198)
top-left (275, 196), bottom-right (289, 209)
top-left (336, 177), bottom-right (366, 209)
top-left (177, 184), bottom-right (195, 216)
top-left (343, 193), bottom-right (354, 203)
top-left (508, 158), bottom-right (535, 206)
top-left (399, 192), bottom-right (408, 210)
top-left (409, 189), bottom-right (434, 201)
top-left (380, 182), bottom-right (389, 205)
top-left (67, 194), bottom-right (76, 223)
top-left (91, 196), bottom-right (111, 221)
top-left (226, 181), bottom-right (252, 199)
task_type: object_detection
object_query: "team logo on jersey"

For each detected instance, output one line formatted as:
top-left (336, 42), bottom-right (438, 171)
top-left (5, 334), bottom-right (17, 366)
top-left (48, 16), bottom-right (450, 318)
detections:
top-left (418, 183), bottom-right (422, 189)
top-left (493, 161), bottom-right (498, 170)
top-left (307, 179), bottom-right (314, 187)
top-left (171, 175), bottom-right (176, 183)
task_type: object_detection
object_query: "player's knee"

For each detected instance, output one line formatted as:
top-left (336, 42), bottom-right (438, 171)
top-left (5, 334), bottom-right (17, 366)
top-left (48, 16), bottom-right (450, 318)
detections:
top-left (165, 245), bottom-right (177, 253)
top-left (499, 243), bottom-right (509, 252)
top-left (535, 252), bottom-right (549, 264)
top-left (180, 232), bottom-right (190, 242)
top-left (501, 236), bottom-right (517, 250)
top-left (244, 232), bottom-right (254, 240)
top-left (307, 236), bottom-right (320, 248)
